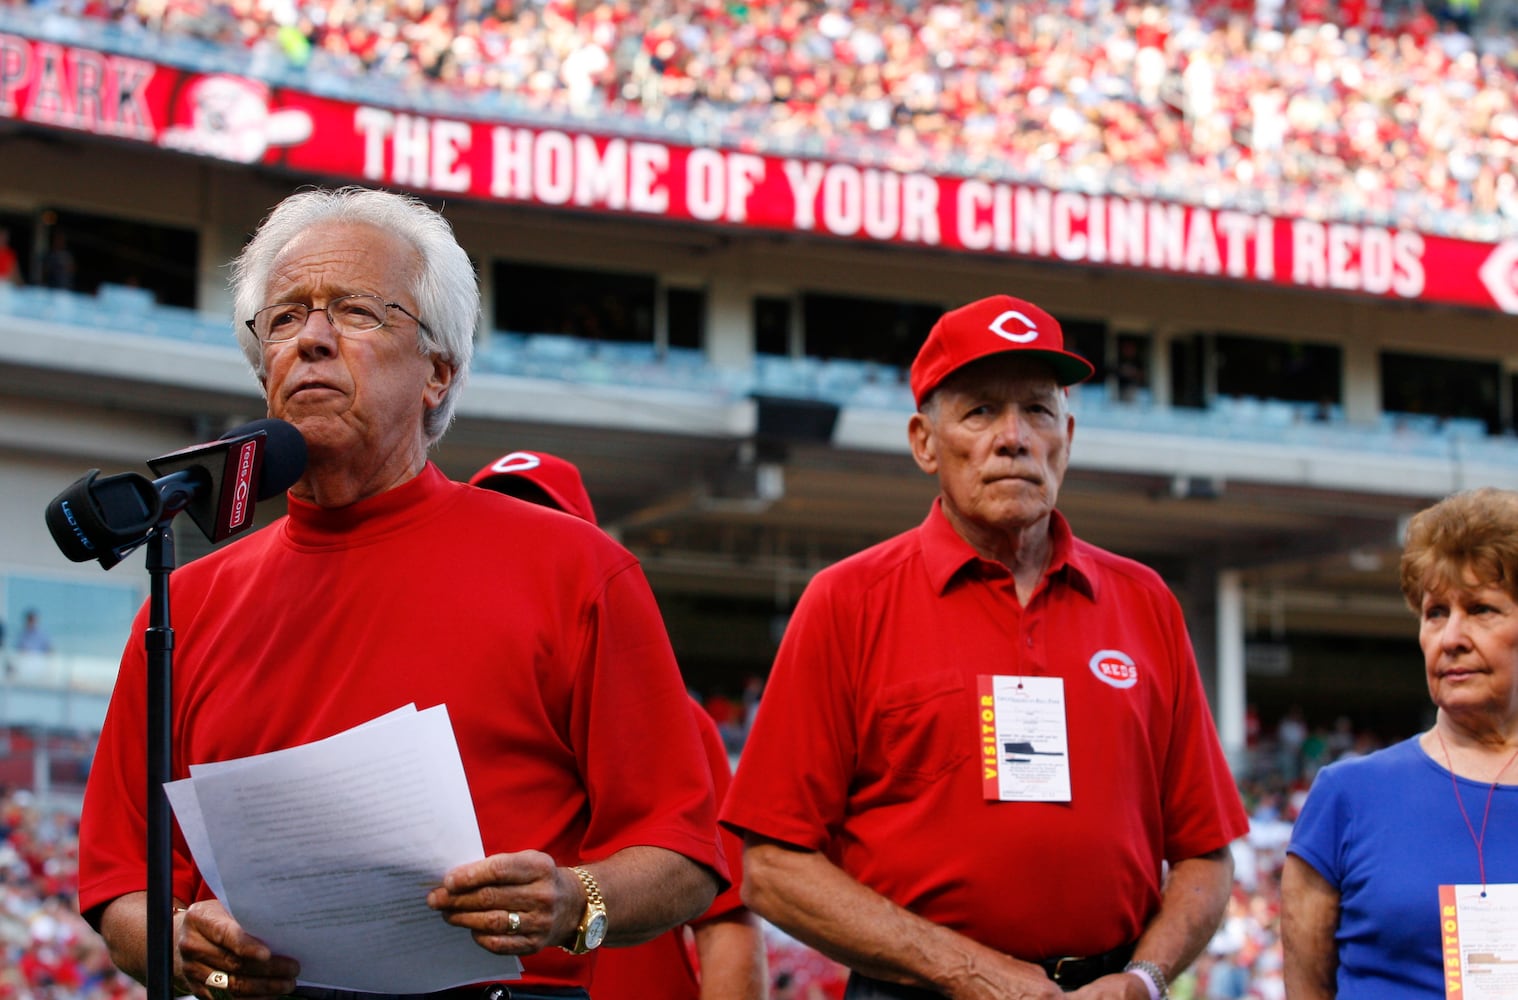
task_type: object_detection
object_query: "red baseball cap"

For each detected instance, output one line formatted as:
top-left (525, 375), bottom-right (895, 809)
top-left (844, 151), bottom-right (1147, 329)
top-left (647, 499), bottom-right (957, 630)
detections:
top-left (468, 451), bottom-right (598, 526)
top-left (909, 294), bottom-right (1095, 407)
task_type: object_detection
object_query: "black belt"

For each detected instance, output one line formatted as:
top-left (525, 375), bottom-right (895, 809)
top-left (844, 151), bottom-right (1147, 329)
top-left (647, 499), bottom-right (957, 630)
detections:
top-left (1037, 941), bottom-right (1135, 989)
top-left (844, 941), bottom-right (1136, 997)
top-left (296, 986), bottom-right (588, 1000)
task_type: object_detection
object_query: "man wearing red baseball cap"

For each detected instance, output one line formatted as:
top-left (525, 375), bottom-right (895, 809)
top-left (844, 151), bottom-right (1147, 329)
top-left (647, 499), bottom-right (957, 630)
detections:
top-left (724, 294), bottom-right (1247, 999)
top-left (470, 451), bottom-right (769, 1000)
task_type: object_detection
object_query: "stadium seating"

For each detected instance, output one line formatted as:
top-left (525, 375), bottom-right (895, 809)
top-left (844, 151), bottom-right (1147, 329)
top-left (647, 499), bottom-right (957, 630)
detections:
top-left (3, 0), bottom-right (1516, 240)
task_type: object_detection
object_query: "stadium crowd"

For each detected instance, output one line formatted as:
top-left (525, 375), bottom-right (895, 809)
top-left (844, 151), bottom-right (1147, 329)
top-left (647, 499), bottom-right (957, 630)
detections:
top-left (0, 707), bottom-right (1382, 1000)
top-left (7, 0), bottom-right (1514, 240)
top-left (0, 788), bottom-right (136, 1000)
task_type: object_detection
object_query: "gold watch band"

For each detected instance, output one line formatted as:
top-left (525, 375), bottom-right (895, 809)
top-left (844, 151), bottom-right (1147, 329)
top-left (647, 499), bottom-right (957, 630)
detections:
top-left (564, 865), bottom-right (608, 954)
top-left (569, 865), bottom-right (604, 910)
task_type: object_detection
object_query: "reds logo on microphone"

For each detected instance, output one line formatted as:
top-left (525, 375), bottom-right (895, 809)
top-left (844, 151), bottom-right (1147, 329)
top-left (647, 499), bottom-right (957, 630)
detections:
top-left (229, 440), bottom-right (258, 529)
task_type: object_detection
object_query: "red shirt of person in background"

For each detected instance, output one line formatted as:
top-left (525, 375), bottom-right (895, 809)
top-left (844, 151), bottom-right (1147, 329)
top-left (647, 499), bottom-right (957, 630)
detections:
top-left (0, 228), bottom-right (20, 285)
top-left (468, 451), bottom-right (768, 1000)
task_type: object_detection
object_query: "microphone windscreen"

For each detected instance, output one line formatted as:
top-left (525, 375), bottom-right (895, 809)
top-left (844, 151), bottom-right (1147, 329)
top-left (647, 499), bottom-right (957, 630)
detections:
top-left (221, 419), bottom-right (308, 499)
top-left (44, 470), bottom-right (160, 565)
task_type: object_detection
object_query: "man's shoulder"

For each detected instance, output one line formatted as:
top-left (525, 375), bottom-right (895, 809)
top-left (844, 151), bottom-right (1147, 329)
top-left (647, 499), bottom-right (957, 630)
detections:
top-left (811, 524), bottom-right (924, 589)
top-left (1068, 533), bottom-right (1170, 594)
top-left (464, 487), bottom-right (623, 547)
top-left (460, 488), bottom-right (647, 582)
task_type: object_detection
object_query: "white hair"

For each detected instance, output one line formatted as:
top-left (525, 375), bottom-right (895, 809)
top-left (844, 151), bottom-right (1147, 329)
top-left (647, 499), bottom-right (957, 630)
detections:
top-left (230, 186), bottom-right (478, 445)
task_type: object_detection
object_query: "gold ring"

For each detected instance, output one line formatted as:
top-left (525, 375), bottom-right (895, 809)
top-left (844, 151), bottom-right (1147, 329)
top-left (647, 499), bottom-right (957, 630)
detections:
top-left (206, 971), bottom-right (230, 990)
top-left (507, 911), bottom-right (521, 933)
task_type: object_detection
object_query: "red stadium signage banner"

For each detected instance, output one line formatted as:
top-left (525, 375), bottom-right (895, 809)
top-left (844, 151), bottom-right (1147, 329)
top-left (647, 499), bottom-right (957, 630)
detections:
top-left (4, 33), bottom-right (1518, 314)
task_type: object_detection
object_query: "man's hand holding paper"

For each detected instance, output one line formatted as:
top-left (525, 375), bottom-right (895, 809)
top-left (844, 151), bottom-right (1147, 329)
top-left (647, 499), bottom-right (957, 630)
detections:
top-left (427, 850), bottom-right (583, 955)
top-left (174, 899), bottom-right (299, 1000)
top-left (165, 705), bottom-right (523, 994)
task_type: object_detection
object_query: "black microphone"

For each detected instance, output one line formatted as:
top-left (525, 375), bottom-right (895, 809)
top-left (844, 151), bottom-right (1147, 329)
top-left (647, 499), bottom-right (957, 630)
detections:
top-left (45, 418), bottom-right (307, 569)
top-left (45, 469), bottom-right (162, 568)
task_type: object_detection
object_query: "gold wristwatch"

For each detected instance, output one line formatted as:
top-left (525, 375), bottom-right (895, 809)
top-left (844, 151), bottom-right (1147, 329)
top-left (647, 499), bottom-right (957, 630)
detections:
top-left (563, 865), bottom-right (608, 955)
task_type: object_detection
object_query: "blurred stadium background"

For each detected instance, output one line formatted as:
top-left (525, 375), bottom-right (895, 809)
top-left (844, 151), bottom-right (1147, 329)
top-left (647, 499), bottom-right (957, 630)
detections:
top-left (2, 0), bottom-right (1517, 995)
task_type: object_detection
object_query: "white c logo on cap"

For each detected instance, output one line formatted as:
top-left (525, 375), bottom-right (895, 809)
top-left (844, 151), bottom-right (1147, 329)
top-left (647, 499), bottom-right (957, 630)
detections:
top-left (491, 452), bottom-right (543, 474)
top-left (989, 310), bottom-right (1040, 343)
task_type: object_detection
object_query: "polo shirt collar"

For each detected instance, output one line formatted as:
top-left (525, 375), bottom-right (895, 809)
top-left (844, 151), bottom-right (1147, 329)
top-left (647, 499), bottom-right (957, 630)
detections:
top-left (919, 498), bottom-right (1097, 601)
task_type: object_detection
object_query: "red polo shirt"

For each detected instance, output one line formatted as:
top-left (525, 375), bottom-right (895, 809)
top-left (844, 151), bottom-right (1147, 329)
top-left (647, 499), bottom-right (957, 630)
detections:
top-left (80, 464), bottom-right (724, 992)
top-left (723, 501), bottom-right (1246, 961)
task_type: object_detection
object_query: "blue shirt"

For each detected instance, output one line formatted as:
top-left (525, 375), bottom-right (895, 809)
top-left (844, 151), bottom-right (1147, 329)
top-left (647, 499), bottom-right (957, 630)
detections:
top-left (1288, 735), bottom-right (1518, 999)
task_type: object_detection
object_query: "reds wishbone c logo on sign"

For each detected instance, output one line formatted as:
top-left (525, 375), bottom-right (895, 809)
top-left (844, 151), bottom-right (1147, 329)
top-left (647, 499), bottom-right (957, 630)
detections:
top-left (491, 452), bottom-right (543, 474)
top-left (989, 310), bottom-right (1041, 343)
top-left (1089, 649), bottom-right (1139, 689)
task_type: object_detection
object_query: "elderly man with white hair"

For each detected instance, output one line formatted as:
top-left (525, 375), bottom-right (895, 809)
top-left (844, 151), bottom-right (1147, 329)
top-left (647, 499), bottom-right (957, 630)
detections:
top-left (78, 186), bottom-right (723, 1000)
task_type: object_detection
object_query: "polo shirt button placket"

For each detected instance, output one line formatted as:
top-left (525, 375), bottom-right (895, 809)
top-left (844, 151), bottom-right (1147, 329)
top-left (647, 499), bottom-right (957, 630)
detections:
top-left (1025, 615), bottom-right (1046, 674)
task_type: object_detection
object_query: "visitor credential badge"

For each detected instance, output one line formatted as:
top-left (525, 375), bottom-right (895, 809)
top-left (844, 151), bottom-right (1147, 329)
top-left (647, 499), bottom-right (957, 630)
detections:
top-left (1440, 883), bottom-right (1518, 1000)
top-left (978, 675), bottom-right (1071, 802)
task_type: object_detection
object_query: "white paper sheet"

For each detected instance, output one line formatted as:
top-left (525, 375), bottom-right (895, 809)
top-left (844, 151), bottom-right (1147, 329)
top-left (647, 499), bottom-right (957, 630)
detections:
top-left (164, 706), bottom-right (423, 905)
top-left (167, 704), bottom-right (522, 993)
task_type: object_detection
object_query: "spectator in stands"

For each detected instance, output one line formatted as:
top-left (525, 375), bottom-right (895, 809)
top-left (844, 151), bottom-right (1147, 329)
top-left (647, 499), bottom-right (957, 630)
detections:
top-left (723, 294), bottom-right (1248, 998)
top-left (1114, 337), bottom-right (1149, 405)
top-left (77, 186), bottom-right (723, 999)
top-left (1274, 706), bottom-right (1307, 782)
top-left (0, 227), bottom-right (21, 286)
top-left (10, 608), bottom-right (54, 683)
top-left (15, 610), bottom-right (52, 654)
top-left (1283, 486), bottom-right (1518, 999)
top-left (40, 232), bottom-right (75, 291)
top-left (468, 449), bottom-right (768, 1000)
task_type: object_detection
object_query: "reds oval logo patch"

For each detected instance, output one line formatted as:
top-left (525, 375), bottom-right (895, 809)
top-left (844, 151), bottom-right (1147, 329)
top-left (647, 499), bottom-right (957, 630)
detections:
top-left (1089, 649), bottom-right (1139, 689)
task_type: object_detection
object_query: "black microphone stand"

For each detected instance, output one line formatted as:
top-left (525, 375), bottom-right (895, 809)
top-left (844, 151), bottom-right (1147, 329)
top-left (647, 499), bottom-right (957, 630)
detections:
top-left (143, 519), bottom-right (177, 1000)
top-left (45, 422), bottom-right (302, 1000)
top-left (141, 472), bottom-right (207, 1000)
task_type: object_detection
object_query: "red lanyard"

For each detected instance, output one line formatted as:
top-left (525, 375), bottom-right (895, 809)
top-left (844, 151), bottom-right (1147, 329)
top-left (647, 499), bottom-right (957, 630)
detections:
top-left (1436, 729), bottom-right (1518, 895)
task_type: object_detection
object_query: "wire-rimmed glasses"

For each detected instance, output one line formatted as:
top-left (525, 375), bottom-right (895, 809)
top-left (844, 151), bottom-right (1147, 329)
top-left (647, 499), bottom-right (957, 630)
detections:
top-left (245, 293), bottom-right (430, 344)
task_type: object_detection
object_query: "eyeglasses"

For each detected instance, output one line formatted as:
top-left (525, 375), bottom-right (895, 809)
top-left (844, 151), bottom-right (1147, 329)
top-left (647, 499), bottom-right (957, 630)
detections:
top-left (246, 293), bottom-right (431, 344)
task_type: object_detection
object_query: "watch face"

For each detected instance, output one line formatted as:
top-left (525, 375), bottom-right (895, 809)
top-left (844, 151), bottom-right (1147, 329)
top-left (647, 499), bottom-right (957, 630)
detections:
top-left (584, 911), bottom-right (608, 950)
